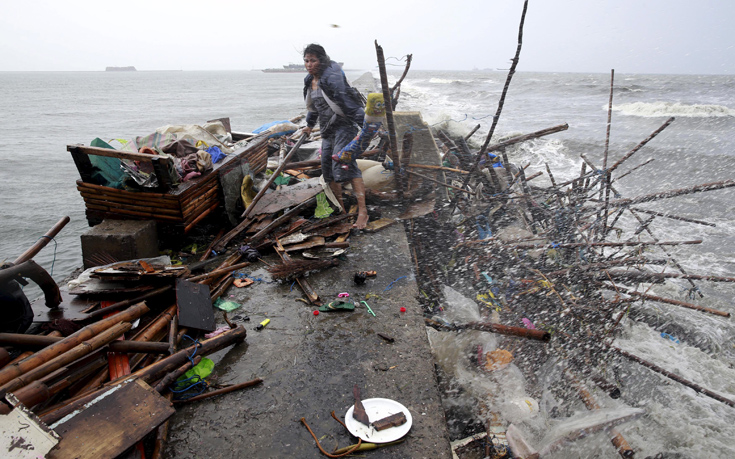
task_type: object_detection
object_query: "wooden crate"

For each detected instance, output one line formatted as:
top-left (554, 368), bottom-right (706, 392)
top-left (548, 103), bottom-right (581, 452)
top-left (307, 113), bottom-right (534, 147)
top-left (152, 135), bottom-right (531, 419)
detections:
top-left (69, 135), bottom-right (269, 234)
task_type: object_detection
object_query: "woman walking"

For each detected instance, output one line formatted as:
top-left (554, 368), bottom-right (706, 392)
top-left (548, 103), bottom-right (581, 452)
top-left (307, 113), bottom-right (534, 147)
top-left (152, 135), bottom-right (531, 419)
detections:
top-left (302, 44), bottom-right (369, 229)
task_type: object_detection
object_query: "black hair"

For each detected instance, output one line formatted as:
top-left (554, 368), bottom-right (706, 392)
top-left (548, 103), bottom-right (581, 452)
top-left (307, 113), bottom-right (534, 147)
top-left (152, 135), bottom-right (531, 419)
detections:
top-left (303, 43), bottom-right (331, 75)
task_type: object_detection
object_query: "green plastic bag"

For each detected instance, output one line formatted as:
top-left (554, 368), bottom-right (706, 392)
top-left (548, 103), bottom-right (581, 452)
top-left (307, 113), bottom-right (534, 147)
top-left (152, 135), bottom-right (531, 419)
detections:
top-left (214, 297), bottom-right (241, 312)
top-left (175, 357), bottom-right (214, 389)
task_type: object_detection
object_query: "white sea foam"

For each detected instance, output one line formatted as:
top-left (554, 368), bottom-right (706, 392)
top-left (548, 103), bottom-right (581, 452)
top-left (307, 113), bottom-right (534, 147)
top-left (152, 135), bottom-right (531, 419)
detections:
top-left (609, 101), bottom-right (734, 118)
top-left (429, 77), bottom-right (471, 84)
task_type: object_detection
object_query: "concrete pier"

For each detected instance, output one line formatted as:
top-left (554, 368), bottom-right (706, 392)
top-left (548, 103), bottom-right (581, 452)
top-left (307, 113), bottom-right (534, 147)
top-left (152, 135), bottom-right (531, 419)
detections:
top-left (165, 217), bottom-right (452, 458)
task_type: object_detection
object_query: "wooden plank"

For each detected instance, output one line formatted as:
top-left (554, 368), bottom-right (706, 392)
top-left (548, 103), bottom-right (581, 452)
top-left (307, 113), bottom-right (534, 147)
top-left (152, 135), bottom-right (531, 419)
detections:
top-left (47, 378), bottom-right (174, 459)
top-left (284, 236), bottom-right (326, 252)
top-left (364, 218), bottom-right (397, 233)
top-left (80, 193), bottom-right (183, 217)
top-left (249, 177), bottom-right (323, 216)
top-left (67, 144), bottom-right (173, 166)
top-left (181, 186), bottom-right (220, 219)
top-left (183, 202), bottom-right (220, 234)
top-left (83, 203), bottom-right (184, 222)
top-left (78, 191), bottom-right (181, 212)
top-left (70, 149), bottom-right (97, 183)
top-left (77, 180), bottom-right (180, 202)
top-left (175, 279), bottom-right (215, 332)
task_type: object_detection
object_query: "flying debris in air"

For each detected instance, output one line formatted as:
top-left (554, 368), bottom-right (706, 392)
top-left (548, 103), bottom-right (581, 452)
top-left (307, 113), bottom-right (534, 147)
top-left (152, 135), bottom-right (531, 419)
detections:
top-left (330, 24), bottom-right (340, 28)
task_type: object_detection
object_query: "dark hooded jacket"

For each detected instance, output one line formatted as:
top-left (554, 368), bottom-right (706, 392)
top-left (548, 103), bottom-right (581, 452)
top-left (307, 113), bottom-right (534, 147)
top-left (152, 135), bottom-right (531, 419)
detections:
top-left (303, 61), bottom-right (364, 136)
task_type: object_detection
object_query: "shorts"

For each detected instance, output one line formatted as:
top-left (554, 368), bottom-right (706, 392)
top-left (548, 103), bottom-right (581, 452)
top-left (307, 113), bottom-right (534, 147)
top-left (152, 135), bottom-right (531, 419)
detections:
top-left (321, 123), bottom-right (360, 183)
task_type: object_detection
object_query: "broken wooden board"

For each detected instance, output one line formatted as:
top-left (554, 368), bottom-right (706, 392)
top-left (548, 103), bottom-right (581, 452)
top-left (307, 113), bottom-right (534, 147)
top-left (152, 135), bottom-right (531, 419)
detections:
top-left (364, 218), bottom-right (397, 233)
top-left (398, 194), bottom-right (436, 220)
top-left (246, 215), bottom-right (273, 234)
top-left (249, 177), bottom-right (323, 216)
top-left (283, 236), bottom-right (325, 252)
top-left (175, 279), bottom-right (215, 332)
top-left (32, 288), bottom-right (98, 322)
top-left (47, 378), bottom-right (174, 459)
top-left (310, 220), bottom-right (353, 238)
top-left (0, 394), bottom-right (60, 458)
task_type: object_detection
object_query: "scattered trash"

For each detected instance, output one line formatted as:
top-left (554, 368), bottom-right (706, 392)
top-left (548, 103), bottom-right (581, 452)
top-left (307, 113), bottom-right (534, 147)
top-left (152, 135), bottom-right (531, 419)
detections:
top-left (361, 300), bottom-right (376, 317)
top-left (660, 332), bottom-right (680, 344)
top-left (233, 278), bottom-right (254, 288)
top-left (319, 300), bottom-right (355, 312)
top-left (214, 298), bottom-right (241, 312)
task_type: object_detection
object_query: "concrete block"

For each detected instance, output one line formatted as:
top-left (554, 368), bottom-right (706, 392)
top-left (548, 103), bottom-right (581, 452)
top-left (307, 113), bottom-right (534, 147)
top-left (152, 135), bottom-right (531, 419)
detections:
top-left (81, 220), bottom-right (159, 268)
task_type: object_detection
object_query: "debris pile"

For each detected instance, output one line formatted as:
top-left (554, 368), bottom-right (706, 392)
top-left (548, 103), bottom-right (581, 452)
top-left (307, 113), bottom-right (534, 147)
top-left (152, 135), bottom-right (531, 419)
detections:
top-left (407, 70), bottom-right (735, 459)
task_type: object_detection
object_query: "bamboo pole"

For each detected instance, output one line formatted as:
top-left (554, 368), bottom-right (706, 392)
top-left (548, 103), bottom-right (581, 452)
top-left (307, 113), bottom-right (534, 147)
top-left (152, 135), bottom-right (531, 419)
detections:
top-left (465, 124), bottom-right (481, 141)
top-left (565, 370), bottom-right (635, 458)
top-left (603, 180), bottom-right (735, 208)
top-left (14, 216), bottom-right (71, 264)
top-left (508, 240), bottom-right (701, 250)
top-left (153, 356), bottom-right (202, 393)
top-left (405, 169), bottom-right (473, 194)
top-left (42, 325), bottom-right (248, 425)
top-left (425, 318), bottom-right (550, 342)
top-left (0, 333), bottom-right (172, 353)
top-left (1, 322), bottom-right (132, 393)
top-left (627, 208), bottom-right (703, 296)
top-left (213, 134), bottom-right (308, 252)
top-left (200, 228), bottom-right (226, 261)
top-left (406, 164), bottom-right (469, 175)
top-left (600, 69), bottom-right (615, 241)
top-left (628, 207), bottom-right (714, 227)
top-left (173, 378), bottom-right (263, 404)
top-left (611, 346), bottom-right (735, 408)
top-left (0, 302), bottom-right (148, 387)
top-left (131, 326), bottom-right (247, 384)
top-left (611, 158), bottom-right (655, 184)
top-left (607, 117), bottom-right (675, 174)
top-left (448, 0), bottom-right (529, 215)
top-left (130, 304), bottom-right (177, 343)
top-left (186, 262), bottom-right (251, 283)
top-left (598, 284), bottom-right (729, 317)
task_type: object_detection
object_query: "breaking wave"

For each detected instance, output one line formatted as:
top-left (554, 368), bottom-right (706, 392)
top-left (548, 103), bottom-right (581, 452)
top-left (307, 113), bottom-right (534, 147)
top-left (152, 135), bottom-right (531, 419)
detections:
top-left (609, 101), bottom-right (734, 118)
top-left (429, 78), bottom-right (472, 84)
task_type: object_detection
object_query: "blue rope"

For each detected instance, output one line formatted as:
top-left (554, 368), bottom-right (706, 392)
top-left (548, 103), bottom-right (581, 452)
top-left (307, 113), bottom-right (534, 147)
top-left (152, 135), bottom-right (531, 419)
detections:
top-left (170, 335), bottom-right (210, 399)
top-left (39, 236), bottom-right (58, 276)
top-left (383, 276), bottom-right (407, 292)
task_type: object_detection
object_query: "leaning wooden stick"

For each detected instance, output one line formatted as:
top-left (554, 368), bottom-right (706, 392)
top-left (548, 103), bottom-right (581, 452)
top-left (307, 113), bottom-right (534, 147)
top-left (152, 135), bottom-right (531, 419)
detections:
top-left (375, 40), bottom-right (403, 198)
top-left (214, 133), bottom-right (309, 252)
top-left (607, 117), bottom-right (675, 174)
top-left (174, 378), bottom-right (263, 403)
top-left (612, 346), bottom-right (735, 408)
top-left (449, 0), bottom-right (529, 214)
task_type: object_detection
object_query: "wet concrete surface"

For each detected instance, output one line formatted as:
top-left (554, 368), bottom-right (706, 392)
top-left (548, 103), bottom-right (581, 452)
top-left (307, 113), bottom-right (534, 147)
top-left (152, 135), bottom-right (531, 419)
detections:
top-left (165, 217), bottom-right (452, 458)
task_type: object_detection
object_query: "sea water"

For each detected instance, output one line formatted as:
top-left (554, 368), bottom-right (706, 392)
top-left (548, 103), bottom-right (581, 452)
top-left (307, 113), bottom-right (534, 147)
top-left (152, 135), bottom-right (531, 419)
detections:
top-left (1, 69), bottom-right (734, 457)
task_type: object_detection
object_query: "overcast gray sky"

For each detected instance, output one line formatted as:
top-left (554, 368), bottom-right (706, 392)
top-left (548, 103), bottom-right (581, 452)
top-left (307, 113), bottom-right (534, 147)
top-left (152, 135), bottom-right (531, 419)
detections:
top-left (1, 0), bottom-right (733, 74)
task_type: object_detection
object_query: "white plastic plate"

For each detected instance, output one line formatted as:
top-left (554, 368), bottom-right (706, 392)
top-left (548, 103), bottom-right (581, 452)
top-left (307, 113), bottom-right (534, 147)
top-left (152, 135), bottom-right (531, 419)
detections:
top-left (344, 398), bottom-right (412, 443)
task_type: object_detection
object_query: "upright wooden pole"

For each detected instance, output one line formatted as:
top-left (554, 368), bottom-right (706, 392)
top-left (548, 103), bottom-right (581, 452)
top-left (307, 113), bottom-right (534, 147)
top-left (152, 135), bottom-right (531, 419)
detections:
top-left (375, 40), bottom-right (403, 199)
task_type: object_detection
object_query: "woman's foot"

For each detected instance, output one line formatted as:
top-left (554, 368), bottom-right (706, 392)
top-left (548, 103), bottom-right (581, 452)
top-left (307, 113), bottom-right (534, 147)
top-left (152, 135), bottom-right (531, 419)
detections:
top-left (354, 210), bottom-right (369, 230)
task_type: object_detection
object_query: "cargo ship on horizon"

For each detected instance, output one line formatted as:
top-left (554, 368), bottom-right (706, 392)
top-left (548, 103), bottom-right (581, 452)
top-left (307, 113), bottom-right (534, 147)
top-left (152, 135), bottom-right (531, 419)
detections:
top-left (262, 62), bottom-right (344, 73)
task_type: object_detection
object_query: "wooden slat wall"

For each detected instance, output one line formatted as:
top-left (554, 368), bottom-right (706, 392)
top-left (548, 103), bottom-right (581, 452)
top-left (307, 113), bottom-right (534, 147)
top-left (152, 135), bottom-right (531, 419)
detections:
top-left (71, 134), bottom-right (272, 233)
